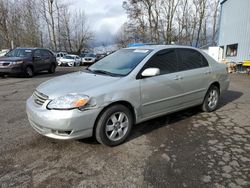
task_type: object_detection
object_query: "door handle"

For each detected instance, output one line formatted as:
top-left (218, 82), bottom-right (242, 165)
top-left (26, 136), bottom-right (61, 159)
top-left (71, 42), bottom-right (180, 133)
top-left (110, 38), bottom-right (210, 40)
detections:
top-left (204, 71), bottom-right (211, 75)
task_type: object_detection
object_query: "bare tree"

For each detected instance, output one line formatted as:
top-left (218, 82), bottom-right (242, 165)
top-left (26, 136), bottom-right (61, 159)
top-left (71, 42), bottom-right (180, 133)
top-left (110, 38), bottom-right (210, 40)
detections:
top-left (121, 0), bottom-right (219, 47)
top-left (211, 0), bottom-right (220, 45)
top-left (71, 11), bottom-right (93, 54)
top-left (194, 0), bottom-right (207, 47)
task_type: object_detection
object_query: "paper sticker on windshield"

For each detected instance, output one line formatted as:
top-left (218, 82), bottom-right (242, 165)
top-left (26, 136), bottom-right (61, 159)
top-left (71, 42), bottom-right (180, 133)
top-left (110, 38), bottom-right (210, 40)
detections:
top-left (25, 50), bottom-right (32, 52)
top-left (134, 49), bottom-right (149, 53)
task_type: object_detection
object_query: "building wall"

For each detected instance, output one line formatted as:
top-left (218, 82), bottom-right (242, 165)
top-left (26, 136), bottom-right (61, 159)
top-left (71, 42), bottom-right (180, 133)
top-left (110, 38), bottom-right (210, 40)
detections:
top-left (218, 0), bottom-right (250, 62)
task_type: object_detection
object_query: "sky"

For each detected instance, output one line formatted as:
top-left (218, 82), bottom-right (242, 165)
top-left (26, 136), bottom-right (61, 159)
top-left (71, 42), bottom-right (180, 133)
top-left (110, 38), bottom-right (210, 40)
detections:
top-left (73, 0), bottom-right (127, 46)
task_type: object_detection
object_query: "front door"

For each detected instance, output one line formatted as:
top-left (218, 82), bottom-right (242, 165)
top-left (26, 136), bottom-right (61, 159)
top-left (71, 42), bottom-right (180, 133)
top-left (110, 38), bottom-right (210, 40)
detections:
top-left (139, 49), bottom-right (183, 119)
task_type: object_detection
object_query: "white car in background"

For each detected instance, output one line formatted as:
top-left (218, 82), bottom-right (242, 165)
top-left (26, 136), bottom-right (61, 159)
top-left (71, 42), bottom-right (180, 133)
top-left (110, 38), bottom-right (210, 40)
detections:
top-left (58, 54), bottom-right (81, 67)
top-left (56, 52), bottom-right (67, 62)
top-left (82, 53), bottom-right (97, 65)
top-left (0, 49), bottom-right (10, 57)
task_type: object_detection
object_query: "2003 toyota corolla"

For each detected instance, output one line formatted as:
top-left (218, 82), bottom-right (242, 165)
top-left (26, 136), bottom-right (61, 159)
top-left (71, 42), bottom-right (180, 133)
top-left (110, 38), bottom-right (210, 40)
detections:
top-left (26, 45), bottom-right (230, 146)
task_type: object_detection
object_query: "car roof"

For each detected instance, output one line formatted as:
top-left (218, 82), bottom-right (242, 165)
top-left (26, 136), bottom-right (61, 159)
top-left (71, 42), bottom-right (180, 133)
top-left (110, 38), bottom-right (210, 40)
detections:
top-left (15, 47), bottom-right (50, 50)
top-left (126, 45), bottom-right (200, 51)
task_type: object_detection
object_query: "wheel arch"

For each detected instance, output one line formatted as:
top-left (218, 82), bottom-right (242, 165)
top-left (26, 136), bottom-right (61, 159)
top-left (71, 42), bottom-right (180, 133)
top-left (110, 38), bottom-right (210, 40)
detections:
top-left (25, 63), bottom-right (34, 69)
top-left (209, 81), bottom-right (220, 94)
top-left (92, 100), bottom-right (137, 137)
top-left (24, 64), bottom-right (34, 72)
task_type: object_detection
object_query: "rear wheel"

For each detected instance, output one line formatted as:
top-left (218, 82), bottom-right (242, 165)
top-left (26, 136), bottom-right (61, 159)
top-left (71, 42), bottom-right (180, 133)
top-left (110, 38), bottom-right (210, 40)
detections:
top-left (95, 105), bottom-right (133, 146)
top-left (202, 85), bottom-right (220, 112)
top-left (24, 66), bottom-right (34, 78)
top-left (48, 64), bottom-right (56, 73)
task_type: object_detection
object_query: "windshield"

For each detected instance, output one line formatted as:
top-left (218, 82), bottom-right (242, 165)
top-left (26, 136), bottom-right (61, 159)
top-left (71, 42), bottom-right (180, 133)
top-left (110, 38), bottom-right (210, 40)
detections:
top-left (64, 55), bottom-right (74, 59)
top-left (88, 49), bottom-right (152, 76)
top-left (5, 49), bottom-right (32, 57)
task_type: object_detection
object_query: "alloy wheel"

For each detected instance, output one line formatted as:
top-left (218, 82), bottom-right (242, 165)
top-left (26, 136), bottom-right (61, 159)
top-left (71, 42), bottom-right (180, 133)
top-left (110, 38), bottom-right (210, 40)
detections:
top-left (105, 112), bottom-right (129, 141)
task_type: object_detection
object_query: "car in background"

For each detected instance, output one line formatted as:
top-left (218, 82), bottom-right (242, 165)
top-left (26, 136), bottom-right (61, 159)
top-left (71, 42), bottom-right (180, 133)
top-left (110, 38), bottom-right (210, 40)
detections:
top-left (56, 52), bottom-right (67, 63)
top-left (26, 45), bottom-right (229, 146)
top-left (81, 53), bottom-right (97, 65)
top-left (57, 54), bottom-right (81, 67)
top-left (96, 53), bottom-right (106, 61)
top-left (0, 47), bottom-right (57, 77)
top-left (0, 49), bottom-right (10, 57)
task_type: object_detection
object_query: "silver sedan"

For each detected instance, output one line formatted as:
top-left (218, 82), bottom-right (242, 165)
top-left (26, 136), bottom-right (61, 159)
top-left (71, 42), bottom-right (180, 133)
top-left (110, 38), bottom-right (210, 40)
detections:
top-left (26, 45), bottom-right (230, 146)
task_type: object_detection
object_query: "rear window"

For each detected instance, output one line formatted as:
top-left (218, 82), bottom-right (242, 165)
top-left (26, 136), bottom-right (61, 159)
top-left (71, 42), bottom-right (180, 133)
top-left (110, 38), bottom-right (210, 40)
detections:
top-left (177, 49), bottom-right (208, 71)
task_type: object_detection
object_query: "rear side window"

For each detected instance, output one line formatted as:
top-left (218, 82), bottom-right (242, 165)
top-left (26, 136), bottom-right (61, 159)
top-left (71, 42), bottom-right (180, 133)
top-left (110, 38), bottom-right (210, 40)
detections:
top-left (143, 49), bottom-right (178, 75)
top-left (177, 49), bottom-right (208, 71)
top-left (34, 50), bottom-right (42, 57)
top-left (41, 50), bottom-right (52, 57)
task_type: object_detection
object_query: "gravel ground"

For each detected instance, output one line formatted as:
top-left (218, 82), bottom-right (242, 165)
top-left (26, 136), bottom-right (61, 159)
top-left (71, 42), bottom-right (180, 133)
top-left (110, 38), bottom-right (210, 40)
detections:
top-left (0, 67), bottom-right (249, 188)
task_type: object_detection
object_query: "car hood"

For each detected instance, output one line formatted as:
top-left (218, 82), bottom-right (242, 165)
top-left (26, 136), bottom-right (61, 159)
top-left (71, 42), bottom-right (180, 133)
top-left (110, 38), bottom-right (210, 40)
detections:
top-left (36, 71), bottom-right (121, 99)
top-left (0, 56), bottom-right (30, 62)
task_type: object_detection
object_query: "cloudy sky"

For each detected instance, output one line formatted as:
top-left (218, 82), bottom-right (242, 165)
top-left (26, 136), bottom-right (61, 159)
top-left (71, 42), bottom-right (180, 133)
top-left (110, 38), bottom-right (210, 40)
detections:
top-left (73, 0), bottom-right (127, 46)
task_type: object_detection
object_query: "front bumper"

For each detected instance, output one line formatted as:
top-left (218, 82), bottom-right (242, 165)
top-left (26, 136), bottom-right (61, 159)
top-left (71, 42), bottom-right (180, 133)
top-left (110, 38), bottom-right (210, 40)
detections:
top-left (82, 59), bottom-right (95, 63)
top-left (58, 62), bottom-right (73, 66)
top-left (26, 96), bottom-right (102, 140)
top-left (0, 65), bottom-right (22, 74)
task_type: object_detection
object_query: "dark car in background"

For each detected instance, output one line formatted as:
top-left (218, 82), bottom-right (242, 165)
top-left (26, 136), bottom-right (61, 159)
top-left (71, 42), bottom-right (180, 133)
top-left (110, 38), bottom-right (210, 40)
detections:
top-left (0, 47), bottom-right (57, 77)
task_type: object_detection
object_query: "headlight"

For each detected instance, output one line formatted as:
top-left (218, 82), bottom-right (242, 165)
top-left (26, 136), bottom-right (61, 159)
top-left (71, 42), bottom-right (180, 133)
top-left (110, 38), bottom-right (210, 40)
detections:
top-left (47, 94), bottom-right (89, 110)
top-left (12, 61), bottom-right (23, 65)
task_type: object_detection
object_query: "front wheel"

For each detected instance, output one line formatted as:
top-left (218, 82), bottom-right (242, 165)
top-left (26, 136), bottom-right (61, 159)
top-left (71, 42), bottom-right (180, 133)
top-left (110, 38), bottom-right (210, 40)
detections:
top-left (24, 66), bottom-right (34, 78)
top-left (202, 85), bottom-right (220, 112)
top-left (95, 105), bottom-right (133, 146)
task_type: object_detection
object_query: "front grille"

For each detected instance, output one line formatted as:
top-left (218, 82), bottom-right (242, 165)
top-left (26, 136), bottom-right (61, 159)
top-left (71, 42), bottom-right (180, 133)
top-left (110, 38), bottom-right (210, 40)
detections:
top-left (0, 61), bottom-right (10, 67)
top-left (33, 90), bottom-right (48, 106)
top-left (3, 63), bottom-right (10, 66)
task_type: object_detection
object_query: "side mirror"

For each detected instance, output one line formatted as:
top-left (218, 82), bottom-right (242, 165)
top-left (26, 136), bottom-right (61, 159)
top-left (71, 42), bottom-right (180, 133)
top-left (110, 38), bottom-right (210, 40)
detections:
top-left (141, 68), bottom-right (160, 77)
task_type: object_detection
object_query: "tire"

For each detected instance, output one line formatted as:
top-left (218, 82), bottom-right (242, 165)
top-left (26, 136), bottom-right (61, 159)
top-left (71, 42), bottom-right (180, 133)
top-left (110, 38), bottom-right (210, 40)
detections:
top-left (24, 66), bottom-right (34, 78)
top-left (202, 85), bottom-right (220, 112)
top-left (48, 64), bottom-right (56, 73)
top-left (95, 105), bottom-right (133, 146)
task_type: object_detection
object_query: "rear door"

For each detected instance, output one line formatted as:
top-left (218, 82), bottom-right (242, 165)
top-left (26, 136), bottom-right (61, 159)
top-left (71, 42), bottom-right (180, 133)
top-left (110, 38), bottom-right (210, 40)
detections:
top-left (139, 49), bottom-right (183, 118)
top-left (176, 48), bottom-right (212, 106)
top-left (33, 50), bottom-right (44, 71)
top-left (41, 50), bottom-right (52, 70)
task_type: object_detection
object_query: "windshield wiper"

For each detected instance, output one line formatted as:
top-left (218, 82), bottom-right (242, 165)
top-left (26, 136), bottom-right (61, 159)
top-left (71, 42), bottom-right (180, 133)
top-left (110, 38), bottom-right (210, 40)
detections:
top-left (90, 69), bottom-right (122, 77)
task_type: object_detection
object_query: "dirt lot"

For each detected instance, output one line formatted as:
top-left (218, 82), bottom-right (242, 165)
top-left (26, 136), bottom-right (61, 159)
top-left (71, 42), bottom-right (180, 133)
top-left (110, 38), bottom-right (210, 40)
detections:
top-left (0, 67), bottom-right (249, 188)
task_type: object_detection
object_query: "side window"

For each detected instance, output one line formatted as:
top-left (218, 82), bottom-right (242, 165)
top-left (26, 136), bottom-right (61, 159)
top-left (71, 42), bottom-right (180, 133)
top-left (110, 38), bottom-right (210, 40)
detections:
top-left (143, 49), bottom-right (178, 75)
top-left (177, 49), bottom-right (208, 71)
top-left (34, 50), bottom-right (42, 57)
top-left (41, 50), bottom-right (50, 57)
